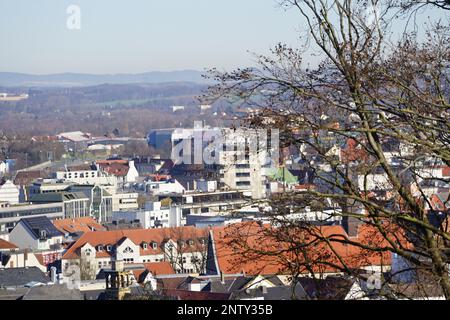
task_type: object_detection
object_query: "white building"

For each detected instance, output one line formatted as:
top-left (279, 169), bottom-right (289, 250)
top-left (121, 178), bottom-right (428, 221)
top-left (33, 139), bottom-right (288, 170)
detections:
top-left (0, 161), bottom-right (10, 175)
top-left (194, 179), bottom-right (217, 193)
top-left (0, 180), bottom-right (20, 205)
top-left (62, 226), bottom-right (209, 279)
top-left (9, 216), bottom-right (64, 252)
top-left (146, 179), bottom-right (186, 195)
top-left (55, 168), bottom-right (118, 190)
top-left (170, 125), bottom-right (270, 199)
top-left (112, 201), bottom-right (182, 229)
top-left (172, 105), bottom-right (185, 112)
top-left (112, 192), bottom-right (139, 212)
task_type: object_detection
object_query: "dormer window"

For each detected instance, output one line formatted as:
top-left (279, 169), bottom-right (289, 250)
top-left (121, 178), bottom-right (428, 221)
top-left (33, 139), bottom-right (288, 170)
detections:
top-left (106, 245), bottom-right (112, 252)
top-left (179, 240), bottom-right (185, 248)
top-left (188, 239), bottom-right (194, 246)
top-left (152, 242), bottom-right (158, 250)
top-left (200, 238), bottom-right (206, 246)
top-left (97, 245), bottom-right (104, 252)
top-left (142, 242), bottom-right (148, 250)
top-left (39, 230), bottom-right (47, 240)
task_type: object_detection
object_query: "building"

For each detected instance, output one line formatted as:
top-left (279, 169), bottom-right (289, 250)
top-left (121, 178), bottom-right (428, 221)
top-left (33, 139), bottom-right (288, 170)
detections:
top-left (29, 192), bottom-right (90, 219)
top-left (147, 128), bottom-right (174, 150)
top-left (0, 202), bottom-right (64, 234)
top-left (57, 131), bottom-right (92, 151)
top-left (0, 161), bottom-right (7, 176)
top-left (0, 267), bottom-right (50, 289)
top-left (9, 216), bottom-right (64, 252)
top-left (169, 125), bottom-right (270, 199)
top-left (0, 238), bottom-right (18, 253)
top-left (103, 259), bottom-right (133, 300)
top-left (61, 226), bottom-right (209, 280)
top-left (55, 166), bottom-right (118, 189)
top-left (112, 201), bottom-right (182, 229)
top-left (145, 178), bottom-right (185, 195)
top-left (96, 159), bottom-right (139, 185)
top-left (28, 179), bottom-right (73, 198)
top-left (112, 192), bottom-right (139, 212)
top-left (0, 93), bottom-right (29, 102)
top-left (0, 180), bottom-right (20, 205)
top-left (0, 242), bottom-right (47, 272)
top-left (172, 106), bottom-right (185, 113)
top-left (0, 160), bottom-right (15, 176)
top-left (133, 157), bottom-right (173, 176)
top-left (205, 223), bottom-right (392, 278)
top-left (69, 185), bottom-right (113, 223)
top-left (158, 190), bottom-right (248, 220)
top-left (20, 284), bottom-right (84, 300)
top-left (14, 170), bottom-right (48, 187)
top-left (53, 217), bottom-right (106, 242)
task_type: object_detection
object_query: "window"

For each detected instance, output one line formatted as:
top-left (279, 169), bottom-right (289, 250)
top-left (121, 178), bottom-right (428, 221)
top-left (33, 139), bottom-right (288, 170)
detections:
top-left (236, 172), bottom-right (251, 178)
top-left (97, 245), bottom-right (104, 252)
top-left (142, 242), bottom-right (148, 249)
top-left (188, 240), bottom-right (194, 246)
top-left (123, 247), bottom-right (134, 254)
top-left (106, 245), bottom-right (112, 252)
top-left (152, 242), bottom-right (158, 250)
top-left (84, 248), bottom-right (92, 256)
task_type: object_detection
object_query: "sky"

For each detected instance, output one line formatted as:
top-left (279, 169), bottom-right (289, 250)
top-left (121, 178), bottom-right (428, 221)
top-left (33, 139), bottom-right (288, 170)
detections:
top-left (0, 0), bottom-right (446, 74)
top-left (0, 0), bottom-right (304, 74)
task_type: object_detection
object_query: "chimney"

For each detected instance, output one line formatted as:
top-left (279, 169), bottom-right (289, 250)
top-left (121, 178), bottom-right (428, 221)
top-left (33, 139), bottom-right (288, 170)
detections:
top-left (341, 200), bottom-right (362, 237)
top-left (50, 266), bottom-right (57, 283)
top-left (342, 216), bottom-right (361, 237)
top-left (113, 254), bottom-right (125, 272)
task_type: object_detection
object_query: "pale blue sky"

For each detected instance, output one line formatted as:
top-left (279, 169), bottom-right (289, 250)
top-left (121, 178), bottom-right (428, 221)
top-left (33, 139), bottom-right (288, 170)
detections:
top-left (0, 0), bottom-right (445, 74)
top-left (0, 0), bottom-right (304, 74)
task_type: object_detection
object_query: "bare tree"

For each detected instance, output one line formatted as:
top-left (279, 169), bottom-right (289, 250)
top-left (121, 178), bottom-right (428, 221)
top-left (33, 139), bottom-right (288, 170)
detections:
top-left (205, 0), bottom-right (450, 299)
top-left (161, 228), bottom-right (209, 274)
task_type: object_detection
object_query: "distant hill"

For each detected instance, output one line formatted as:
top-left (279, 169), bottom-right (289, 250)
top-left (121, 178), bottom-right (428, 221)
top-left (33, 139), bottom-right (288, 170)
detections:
top-left (0, 70), bottom-right (210, 87)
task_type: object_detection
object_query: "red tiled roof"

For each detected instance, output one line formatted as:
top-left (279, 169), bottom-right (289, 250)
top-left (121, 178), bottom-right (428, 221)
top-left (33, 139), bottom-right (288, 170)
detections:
top-left (14, 170), bottom-right (47, 186)
top-left (53, 217), bottom-right (106, 234)
top-left (97, 162), bottom-right (129, 177)
top-left (144, 262), bottom-right (175, 275)
top-left (429, 194), bottom-right (446, 211)
top-left (442, 166), bottom-right (450, 177)
top-left (96, 160), bottom-right (129, 165)
top-left (130, 262), bottom-right (176, 282)
top-left (34, 253), bottom-right (45, 266)
top-left (211, 222), bottom-right (397, 276)
top-left (0, 238), bottom-right (18, 250)
top-left (62, 226), bottom-right (208, 260)
top-left (340, 138), bottom-right (368, 163)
